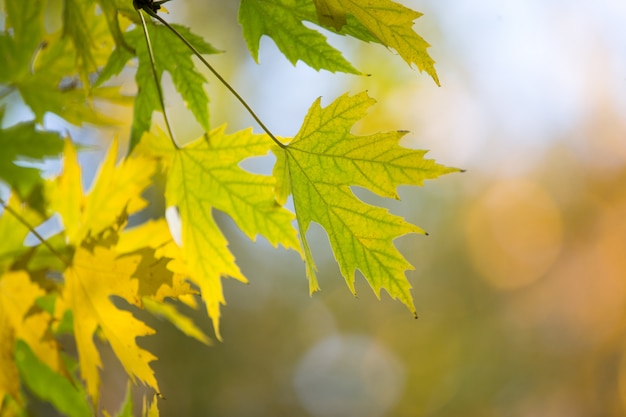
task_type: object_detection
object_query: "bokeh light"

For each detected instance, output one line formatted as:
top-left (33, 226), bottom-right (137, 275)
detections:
top-left (464, 179), bottom-right (563, 290)
top-left (294, 334), bottom-right (405, 417)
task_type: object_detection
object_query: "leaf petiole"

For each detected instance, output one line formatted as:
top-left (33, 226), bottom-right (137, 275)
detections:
top-left (133, 0), bottom-right (171, 18)
top-left (135, 5), bottom-right (179, 149)
top-left (136, 3), bottom-right (286, 149)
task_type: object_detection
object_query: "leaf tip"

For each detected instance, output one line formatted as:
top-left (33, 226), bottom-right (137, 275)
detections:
top-left (308, 278), bottom-right (321, 295)
top-left (214, 325), bottom-right (224, 343)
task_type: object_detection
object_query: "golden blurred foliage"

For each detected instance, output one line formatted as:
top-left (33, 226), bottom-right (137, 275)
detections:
top-left (465, 179), bottom-right (563, 290)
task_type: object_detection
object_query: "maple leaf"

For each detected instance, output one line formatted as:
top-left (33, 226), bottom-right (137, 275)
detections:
top-left (102, 381), bottom-right (159, 417)
top-left (144, 395), bottom-right (159, 417)
top-left (45, 139), bottom-right (156, 245)
top-left (95, 0), bottom-right (135, 55)
top-left (312, 0), bottom-right (347, 30)
top-left (1, 0), bottom-right (126, 125)
top-left (116, 219), bottom-right (209, 345)
top-left (0, 117), bottom-right (63, 199)
top-left (239, 0), bottom-right (360, 74)
top-left (238, 0), bottom-right (437, 82)
top-left (64, 245), bottom-right (158, 404)
top-left (117, 219), bottom-right (197, 302)
top-left (0, 308), bottom-right (18, 410)
top-left (137, 126), bottom-right (300, 339)
top-left (274, 92), bottom-right (458, 312)
top-left (62, 0), bottom-right (100, 86)
top-left (14, 340), bottom-right (91, 417)
top-left (0, 0), bottom-right (45, 83)
top-left (313, 0), bottom-right (439, 84)
top-left (0, 196), bottom-right (46, 271)
top-left (142, 298), bottom-right (210, 346)
top-left (97, 22), bottom-right (220, 150)
top-left (0, 271), bottom-right (61, 407)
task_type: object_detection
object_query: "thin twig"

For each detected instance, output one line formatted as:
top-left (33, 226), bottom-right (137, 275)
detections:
top-left (0, 197), bottom-right (70, 267)
top-left (151, 13), bottom-right (286, 149)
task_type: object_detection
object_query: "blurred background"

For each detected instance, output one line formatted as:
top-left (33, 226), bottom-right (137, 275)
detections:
top-left (10, 0), bottom-right (626, 415)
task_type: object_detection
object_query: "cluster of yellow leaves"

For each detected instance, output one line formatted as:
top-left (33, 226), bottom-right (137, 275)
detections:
top-left (0, 126), bottom-right (301, 414)
top-left (0, 139), bottom-right (210, 415)
top-left (45, 139), bottom-right (161, 403)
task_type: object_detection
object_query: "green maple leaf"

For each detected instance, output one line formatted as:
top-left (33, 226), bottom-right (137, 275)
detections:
top-left (274, 92), bottom-right (458, 313)
top-left (61, 0), bottom-right (120, 87)
top-left (95, 0), bottom-right (135, 54)
top-left (1, 0), bottom-right (123, 84)
top-left (136, 126), bottom-right (300, 339)
top-left (15, 340), bottom-right (91, 417)
top-left (239, 0), bottom-right (437, 82)
top-left (62, 0), bottom-right (99, 86)
top-left (0, 118), bottom-right (63, 198)
top-left (0, 0), bottom-right (45, 83)
top-left (239, 0), bottom-right (360, 74)
top-left (97, 22), bottom-right (220, 150)
top-left (1, 0), bottom-right (126, 125)
top-left (18, 78), bottom-right (123, 126)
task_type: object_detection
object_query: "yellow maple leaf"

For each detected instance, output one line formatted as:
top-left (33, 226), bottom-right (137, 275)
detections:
top-left (115, 219), bottom-right (208, 344)
top-left (0, 309), bottom-right (17, 409)
top-left (117, 219), bottom-right (198, 303)
top-left (46, 138), bottom-right (156, 245)
top-left (0, 271), bottom-right (60, 407)
top-left (0, 195), bottom-right (45, 272)
top-left (45, 139), bottom-right (83, 244)
top-left (64, 246), bottom-right (158, 403)
top-left (142, 298), bottom-right (210, 346)
top-left (314, 0), bottom-right (439, 84)
top-left (137, 127), bottom-right (300, 340)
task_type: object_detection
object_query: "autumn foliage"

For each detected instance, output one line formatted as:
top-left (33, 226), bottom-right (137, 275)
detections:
top-left (0, 0), bottom-right (456, 415)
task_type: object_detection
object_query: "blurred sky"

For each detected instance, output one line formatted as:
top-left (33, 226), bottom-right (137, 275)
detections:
top-left (163, 0), bottom-right (626, 167)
